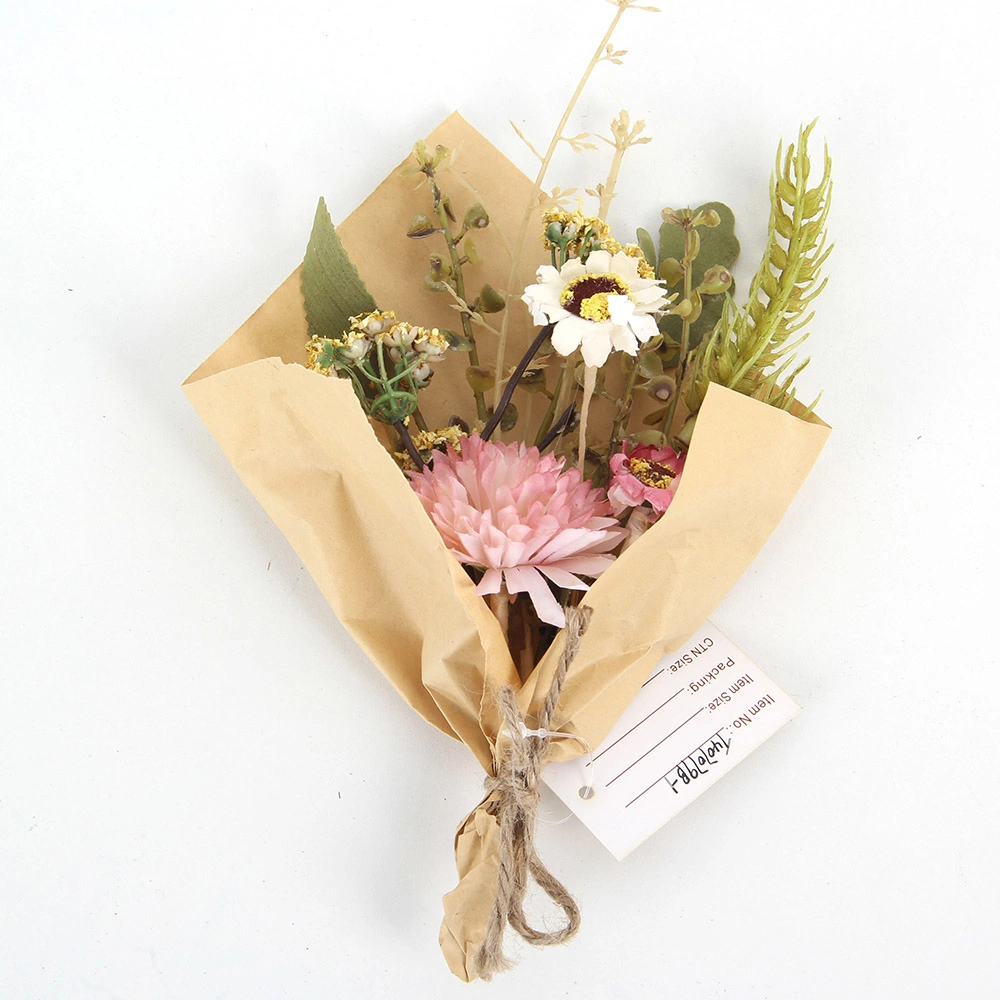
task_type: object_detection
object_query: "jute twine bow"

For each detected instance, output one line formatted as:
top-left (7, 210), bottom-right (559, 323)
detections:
top-left (473, 604), bottom-right (592, 981)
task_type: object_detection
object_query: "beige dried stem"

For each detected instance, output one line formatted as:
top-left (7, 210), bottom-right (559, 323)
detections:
top-left (594, 110), bottom-right (651, 220)
top-left (491, 0), bottom-right (659, 409)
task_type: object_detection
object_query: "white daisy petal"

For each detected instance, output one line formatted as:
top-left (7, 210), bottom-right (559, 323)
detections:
top-left (628, 312), bottom-right (659, 343)
top-left (550, 315), bottom-right (591, 357)
top-left (522, 296), bottom-right (551, 326)
top-left (607, 294), bottom-right (635, 327)
top-left (610, 251), bottom-right (641, 280)
top-left (580, 324), bottom-right (614, 367)
top-left (585, 249), bottom-right (612, 273)
top-left (610, 323), bottom-right (639, 354)
top-left (523, 282), bottom-right (569, 324)
top-left (632, 284), bottom-right (668, 307)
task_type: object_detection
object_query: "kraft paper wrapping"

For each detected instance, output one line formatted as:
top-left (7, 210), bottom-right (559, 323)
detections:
top-left (184, 113), bottom-right (831, 981)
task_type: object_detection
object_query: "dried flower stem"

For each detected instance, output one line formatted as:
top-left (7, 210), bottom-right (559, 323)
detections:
top-left (547, 355), bottom-right (578, 453)
top-left (533, 368), bottom-right (566, 447)
top-left (518, 603), bottom-right (535, 682)
top-left (394, 420), bottom-right (424, 470)
top-left (608, 351), bottom-right (643, 455)
top-left (450, 172), bottom-right (517, 264)
top-left (537, 400), bottom-right (576, 452)
top-left (481, 324), bottom-right (553, 441)
top-left (427, 172), bottom-right (490, 423)
top-left (490, 586), bottom-right (510, 642)
top-left (597, 149), bottom-right (625, 221)
top-left (596, 111), bottom-right (649, 220)
top-left (577, 364), bottom-right (598, 470)
top-left (492, 1), bottom-right (637, 408)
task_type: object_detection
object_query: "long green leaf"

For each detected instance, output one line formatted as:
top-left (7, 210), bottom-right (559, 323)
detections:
top-left (301, 197), bottom-right (377, 341)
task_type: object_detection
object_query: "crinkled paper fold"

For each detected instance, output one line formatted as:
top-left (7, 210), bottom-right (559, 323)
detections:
top-left (185, 113), bottom-right (831, 980)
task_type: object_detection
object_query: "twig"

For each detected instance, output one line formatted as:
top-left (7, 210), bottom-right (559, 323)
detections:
top-left (491, 1), bottom-right (639, 407)
top-left (394, 420), bottom-right (423, 470)
top-left (537, 402), bottom-right (576, 452)
top-left (481, 325), bottom-right (553, 441)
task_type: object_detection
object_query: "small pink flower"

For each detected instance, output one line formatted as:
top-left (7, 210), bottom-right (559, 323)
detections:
top-left (408, 435), bottom-right (626, 627)
top-left (607, 443), bottom-right (686, 517)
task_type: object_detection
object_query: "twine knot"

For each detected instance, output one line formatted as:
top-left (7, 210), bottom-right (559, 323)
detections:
top-left (473, 605), bottom-right (592, 981)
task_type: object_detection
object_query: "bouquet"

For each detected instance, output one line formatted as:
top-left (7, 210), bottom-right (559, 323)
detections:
top-left (185, 0), bottom-right (831, 981)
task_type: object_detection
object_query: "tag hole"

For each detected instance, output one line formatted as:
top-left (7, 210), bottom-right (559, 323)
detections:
top-left (578, 785), bottom-right (595, 800)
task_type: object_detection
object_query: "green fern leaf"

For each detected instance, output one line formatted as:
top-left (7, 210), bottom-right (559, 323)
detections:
top-left (685, 123), bottom-right (831, 416)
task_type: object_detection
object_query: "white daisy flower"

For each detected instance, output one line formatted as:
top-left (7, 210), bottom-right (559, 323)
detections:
top-left (521, 249), bottom-right (668, 368)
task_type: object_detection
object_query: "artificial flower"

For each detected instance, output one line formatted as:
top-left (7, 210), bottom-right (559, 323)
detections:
top-left (607, 442), bottom-right (686, 517)
top-left (521, 248), bottom-right (668, 367)
top-left (408, 435), bottom-right (626, 627)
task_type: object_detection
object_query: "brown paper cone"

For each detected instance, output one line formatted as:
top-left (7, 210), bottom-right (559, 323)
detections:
top-left (185, 114), bottom-right (831, 981)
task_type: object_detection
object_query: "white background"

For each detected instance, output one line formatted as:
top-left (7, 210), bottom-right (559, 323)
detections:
top-left (2, 1), bottom-right (997, 997)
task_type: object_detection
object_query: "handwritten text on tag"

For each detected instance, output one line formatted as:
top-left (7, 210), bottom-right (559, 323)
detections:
top-left (542, 622), bottom-right (799, 859)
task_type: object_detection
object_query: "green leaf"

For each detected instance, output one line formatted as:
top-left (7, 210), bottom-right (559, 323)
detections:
top-left (686, 289), bottom-right (703, 324)
top-left (683, 123), bottom-right (832, 418)
top-left (636, 227), bottom-right (657, 270)
top-left (465, 237), bottom-right (483, 267)
top-left (658, 256), bottom-right (684, 288)
top-left (477, 283), bottom-right (506, 314)
top-left (301, 197), bottom-right (378, 342)
top-left (638, 350), bottom-right (664, 378)
top-left (314, 341), bottom-right (337, 368)
top-left (500, 402), bottom-right (518, 433)
top-left (635, 429), bottom-right (668, 448)
top-left (466, 365), bottom-right (494, 393)
top-left (441, 329), bottom-right (473, 352)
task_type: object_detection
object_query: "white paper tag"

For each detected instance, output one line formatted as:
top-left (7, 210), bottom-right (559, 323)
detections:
top-left (542, 622), bottom-right (800, 860)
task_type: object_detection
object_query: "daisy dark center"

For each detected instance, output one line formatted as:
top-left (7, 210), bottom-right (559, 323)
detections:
top-left (629, 457), bottom-right (676, 490)
top-left (560, 273), bottom-right (632, 321)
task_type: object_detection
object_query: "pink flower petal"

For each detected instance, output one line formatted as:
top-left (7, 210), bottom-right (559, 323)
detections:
top-left (476, 567), bottom-right (503, 596)
top-left (504, 565), bottom-right (566, 628)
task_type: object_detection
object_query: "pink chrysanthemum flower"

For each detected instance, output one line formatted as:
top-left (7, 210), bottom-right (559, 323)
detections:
top-left (408, 435), bottom-right (626, 627)
top-left (607, 443), bottom-right (686, 518)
